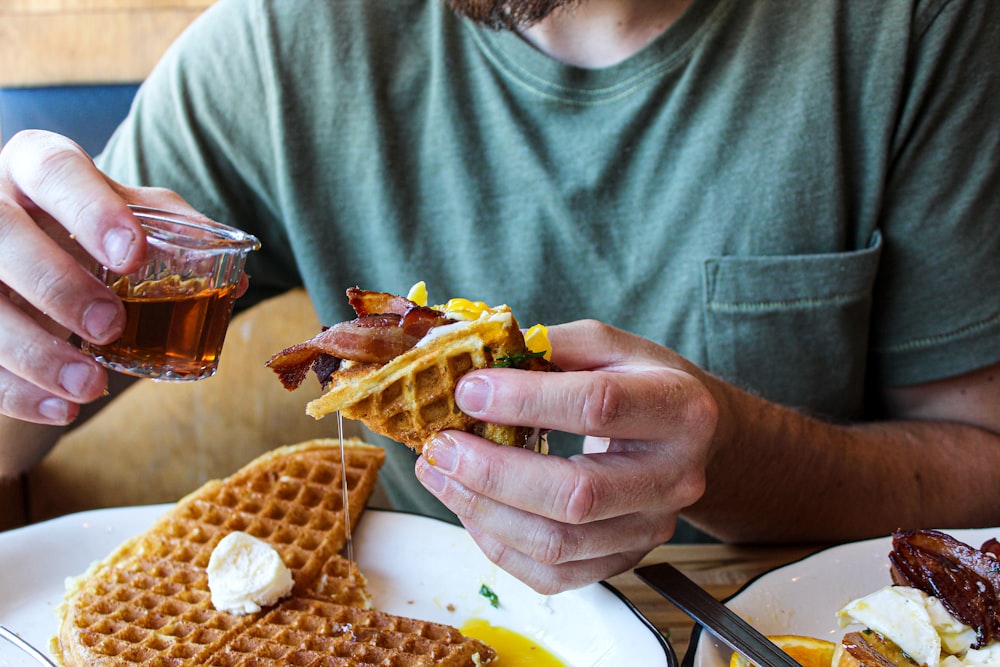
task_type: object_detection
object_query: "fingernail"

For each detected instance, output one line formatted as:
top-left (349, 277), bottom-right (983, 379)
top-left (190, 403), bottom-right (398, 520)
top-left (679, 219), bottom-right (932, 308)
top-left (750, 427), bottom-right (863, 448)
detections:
top-left (59, 362), bottom-right (96, 397)
top-left (456, 376), bottom-right (491, 415)
top-left (417, 464), bottom-right (447, 495)
top-left (103, 228), bottom-right (135, 267)
top-left (424, 435), bottom-right (458, 473)
top-left (83, 300), bottom-right (119, 340)
top-left (39, 397), bottom-right (69, 422)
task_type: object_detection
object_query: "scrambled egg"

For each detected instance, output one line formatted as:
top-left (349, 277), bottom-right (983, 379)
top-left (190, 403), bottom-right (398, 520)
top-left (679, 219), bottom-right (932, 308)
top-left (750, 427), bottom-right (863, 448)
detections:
top-left (943, 645), bottom-right (1000, 667)
top-left (406, 281), bottom-right (552, 359)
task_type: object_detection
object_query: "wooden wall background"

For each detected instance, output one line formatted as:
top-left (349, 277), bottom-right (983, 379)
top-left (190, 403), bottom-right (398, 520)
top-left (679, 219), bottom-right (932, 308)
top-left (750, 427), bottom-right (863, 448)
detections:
top-left (0, 0), bottom-right (214, 86)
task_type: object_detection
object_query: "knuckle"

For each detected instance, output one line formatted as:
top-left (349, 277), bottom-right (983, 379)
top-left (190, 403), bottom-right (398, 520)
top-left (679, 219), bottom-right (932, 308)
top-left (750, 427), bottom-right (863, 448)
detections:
top-left (460, 491), bottom-right (483, 520)
top-left (577, 318), bottom-right (612, 340)
top-left (581, 377), bottom-right (630, 431)
top-left (649, 522), bottom-right (677, 547)
top-left (559, 469), bottom-right (603, 524)
top-left (0, 382), bottom-right (18, 418)
top-left (476, 533), bottom-right (511, 568)
top-left (0, 368), bottom-right (56, 424)
top-left (685, 384), bottom-right (719, 438)
top-left (2, 131), bottom-right (80, 199)
top-left (32, 262), bottom-right (81, 312)
top-left (0, 197), bottom-right (20, 246)
top-left (446, 483), bottom-right (482, 520)
top-left (530, 573), bottom-right (572, 596)
top-left (528, 523), bottom-right (574, 566)
top-left (71, 195), bottom-right (114, 232)
top-left (476, 453), bottom-right (507, 497)
top-left (26, 144), bottom-right (83, 198)
top-left (675, 469), bottom-right (707, 509)
top-left (4, 135), bottom-right (114, 231)
top-left (1, 129), bottom-right (42, 163)
top-left (5, 337), bottom-right (57, 388)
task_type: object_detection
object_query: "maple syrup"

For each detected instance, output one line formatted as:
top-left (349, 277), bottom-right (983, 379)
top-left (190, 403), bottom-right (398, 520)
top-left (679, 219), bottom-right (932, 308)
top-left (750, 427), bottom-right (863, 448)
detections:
top-left (86, 276), bottom-right (238, 381)
top-left (83, 204), bottom-right (259, 381)
top-left (338, 411), bottom-right (355, 579)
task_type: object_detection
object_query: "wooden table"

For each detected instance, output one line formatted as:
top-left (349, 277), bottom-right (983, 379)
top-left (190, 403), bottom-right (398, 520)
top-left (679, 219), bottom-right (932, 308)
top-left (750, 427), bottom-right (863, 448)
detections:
top-left (606, 542), bottom-right (825, 660)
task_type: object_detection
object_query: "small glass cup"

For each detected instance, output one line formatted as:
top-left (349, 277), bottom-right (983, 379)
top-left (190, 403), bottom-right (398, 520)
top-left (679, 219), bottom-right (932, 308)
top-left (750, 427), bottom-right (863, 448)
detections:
top-left (82, 205), bottom-right (261, 381)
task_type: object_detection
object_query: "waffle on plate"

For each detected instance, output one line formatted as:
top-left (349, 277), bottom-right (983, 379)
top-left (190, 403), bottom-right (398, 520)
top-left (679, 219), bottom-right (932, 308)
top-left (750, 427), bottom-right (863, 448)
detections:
top-left (54, 438), bottom-right (496, 666)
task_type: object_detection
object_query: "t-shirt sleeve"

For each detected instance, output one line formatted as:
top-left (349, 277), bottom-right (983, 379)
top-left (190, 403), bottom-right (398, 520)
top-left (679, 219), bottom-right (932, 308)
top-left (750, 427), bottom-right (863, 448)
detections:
top-left (871, 0), bottom-right (1000, 386)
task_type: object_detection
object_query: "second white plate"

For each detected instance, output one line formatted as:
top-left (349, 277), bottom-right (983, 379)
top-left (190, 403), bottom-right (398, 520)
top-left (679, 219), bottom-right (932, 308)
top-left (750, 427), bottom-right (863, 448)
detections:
top-left (688, 527), bottom-right (1000, 667)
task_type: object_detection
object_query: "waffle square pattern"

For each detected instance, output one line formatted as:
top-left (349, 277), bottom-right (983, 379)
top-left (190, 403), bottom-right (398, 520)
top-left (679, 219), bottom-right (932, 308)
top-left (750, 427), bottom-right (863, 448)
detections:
top-left (306, 308), bottom-right (527, 453)
top-left (54, 439), bottom-right (496, 666)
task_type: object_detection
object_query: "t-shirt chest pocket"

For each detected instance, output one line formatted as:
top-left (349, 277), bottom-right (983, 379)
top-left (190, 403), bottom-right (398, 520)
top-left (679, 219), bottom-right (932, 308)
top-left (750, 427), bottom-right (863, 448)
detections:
top-left (702, 231), bottom-right (883, 419)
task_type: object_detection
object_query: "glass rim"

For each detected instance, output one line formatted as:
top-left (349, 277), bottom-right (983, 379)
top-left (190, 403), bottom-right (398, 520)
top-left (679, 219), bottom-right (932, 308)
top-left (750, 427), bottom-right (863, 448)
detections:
top-left (128, 205), bottom-right (261, 251)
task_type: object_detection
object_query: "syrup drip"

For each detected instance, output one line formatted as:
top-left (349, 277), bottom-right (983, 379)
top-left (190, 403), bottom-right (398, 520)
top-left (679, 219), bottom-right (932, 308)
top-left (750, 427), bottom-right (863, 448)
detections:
top-left (338, 410), bottom-right (355, 583)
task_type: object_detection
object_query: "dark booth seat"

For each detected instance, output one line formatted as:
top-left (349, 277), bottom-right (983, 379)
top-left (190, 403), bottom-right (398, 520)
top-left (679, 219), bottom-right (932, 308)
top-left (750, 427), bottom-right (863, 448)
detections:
top-left (0, 83), bottom-right (139, 156)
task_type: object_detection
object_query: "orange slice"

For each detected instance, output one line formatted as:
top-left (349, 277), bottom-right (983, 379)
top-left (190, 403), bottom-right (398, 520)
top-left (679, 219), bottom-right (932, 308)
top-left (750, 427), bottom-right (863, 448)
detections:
top-left (729, 634), bottom-right (837, 667)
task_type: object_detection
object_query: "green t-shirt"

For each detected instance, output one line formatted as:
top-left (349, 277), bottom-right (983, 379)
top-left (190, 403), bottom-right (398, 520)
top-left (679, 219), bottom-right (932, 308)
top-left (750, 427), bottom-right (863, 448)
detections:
top-left (98, 0), bottom-right (1000, 526)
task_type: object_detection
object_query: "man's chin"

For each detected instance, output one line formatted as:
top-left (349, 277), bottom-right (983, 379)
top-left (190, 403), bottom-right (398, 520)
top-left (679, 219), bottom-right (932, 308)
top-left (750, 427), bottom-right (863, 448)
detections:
top-left (445, 0), bottom-right (577, 31)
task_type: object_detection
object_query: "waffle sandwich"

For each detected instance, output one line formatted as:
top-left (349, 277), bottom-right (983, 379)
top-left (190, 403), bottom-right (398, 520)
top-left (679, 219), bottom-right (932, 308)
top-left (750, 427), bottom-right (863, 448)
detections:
top-left (267, 285), bottom-right (556, 453)
top-left (54, 438), bottom-right (496, 666)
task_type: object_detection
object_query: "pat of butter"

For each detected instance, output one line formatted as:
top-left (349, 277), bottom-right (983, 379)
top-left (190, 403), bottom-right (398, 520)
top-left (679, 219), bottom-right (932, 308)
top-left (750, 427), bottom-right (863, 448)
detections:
top-left (207, 531), bottom-right (293, 615)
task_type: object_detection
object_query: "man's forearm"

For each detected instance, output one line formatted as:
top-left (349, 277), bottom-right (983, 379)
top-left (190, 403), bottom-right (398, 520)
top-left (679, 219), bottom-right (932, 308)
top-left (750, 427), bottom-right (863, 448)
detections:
top-left (685, 381), bottom-right (1000, 544)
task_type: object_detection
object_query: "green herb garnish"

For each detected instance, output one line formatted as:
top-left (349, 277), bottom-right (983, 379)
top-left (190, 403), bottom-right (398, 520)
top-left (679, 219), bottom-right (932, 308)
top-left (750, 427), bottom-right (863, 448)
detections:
top-left (493, 350), bottom-right (546, 368)
top-left (479, 584), bottom-right (500, 608)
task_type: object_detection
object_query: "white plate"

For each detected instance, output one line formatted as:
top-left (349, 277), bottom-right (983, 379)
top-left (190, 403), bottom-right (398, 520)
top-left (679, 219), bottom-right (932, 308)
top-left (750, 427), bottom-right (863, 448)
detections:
top-left (688, 527), bottom-right (1000, 667)
top-left (0, 506), bottom-right (674, 666)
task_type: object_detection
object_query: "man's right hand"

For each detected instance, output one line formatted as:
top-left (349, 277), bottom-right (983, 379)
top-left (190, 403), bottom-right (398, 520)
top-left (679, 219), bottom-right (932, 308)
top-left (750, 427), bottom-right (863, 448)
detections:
top-left (0, 129), bottom-right (190, 425)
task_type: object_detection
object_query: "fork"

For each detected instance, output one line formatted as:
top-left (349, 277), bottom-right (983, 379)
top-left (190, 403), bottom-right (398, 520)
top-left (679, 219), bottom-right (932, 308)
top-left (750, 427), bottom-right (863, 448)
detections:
top-left (0, 624), bottom-right (58, 667)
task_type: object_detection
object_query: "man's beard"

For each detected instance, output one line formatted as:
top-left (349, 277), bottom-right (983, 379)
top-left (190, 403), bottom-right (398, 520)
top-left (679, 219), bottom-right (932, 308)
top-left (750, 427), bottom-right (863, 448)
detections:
top-left (446, 0), bottom-right (579, 30)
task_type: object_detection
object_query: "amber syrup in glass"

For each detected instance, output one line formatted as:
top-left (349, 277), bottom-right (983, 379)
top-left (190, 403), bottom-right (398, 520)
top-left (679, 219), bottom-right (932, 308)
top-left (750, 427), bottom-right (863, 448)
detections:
top-left (88, 276), bottom-right (238, 380)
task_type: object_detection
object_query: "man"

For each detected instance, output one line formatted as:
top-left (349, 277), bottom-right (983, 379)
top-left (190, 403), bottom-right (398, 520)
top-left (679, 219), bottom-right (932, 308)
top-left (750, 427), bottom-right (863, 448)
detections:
top-left (0, 0), bottom-right (998, 594)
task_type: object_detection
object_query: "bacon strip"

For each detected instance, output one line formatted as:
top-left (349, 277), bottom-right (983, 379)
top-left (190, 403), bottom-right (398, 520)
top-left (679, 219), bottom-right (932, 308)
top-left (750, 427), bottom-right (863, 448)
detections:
top-left (266, 289), bottom-right (450, 391)
top-left (347, 287), bottom-right (417, 317)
